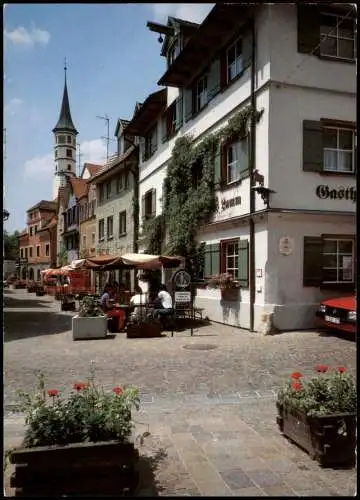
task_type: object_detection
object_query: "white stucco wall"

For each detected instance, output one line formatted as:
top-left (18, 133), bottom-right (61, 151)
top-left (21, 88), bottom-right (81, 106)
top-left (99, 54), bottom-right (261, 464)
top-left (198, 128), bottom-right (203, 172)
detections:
top-left (268, 84), bottom-right (356, 212)
top-left (268, 4), bottom-right (356, 94)
top-left (266, 212), bottom-right (355, 330)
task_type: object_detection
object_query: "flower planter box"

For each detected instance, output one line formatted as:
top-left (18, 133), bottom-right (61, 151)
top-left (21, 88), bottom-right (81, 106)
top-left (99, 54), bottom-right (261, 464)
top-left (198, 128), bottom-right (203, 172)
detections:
top-left (276, 402), bottom-right (356, 467)
top-left (221, 288), bottom-right (240, 301)
top-left (72, 315), bottom-right (108, 340)
top-left (10, 440), bottom-right (139, 497)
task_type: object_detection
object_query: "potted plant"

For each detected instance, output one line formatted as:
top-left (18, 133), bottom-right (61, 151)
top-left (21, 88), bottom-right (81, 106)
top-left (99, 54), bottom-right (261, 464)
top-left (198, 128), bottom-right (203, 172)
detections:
top-left (72, 295), bottom-right (108, 340)
top-left (276, 365), bottom-right (356, 467)
top-left (9, 367), bottom-right (141, 496)
top-left (207, 273), bottom-right (240, 301)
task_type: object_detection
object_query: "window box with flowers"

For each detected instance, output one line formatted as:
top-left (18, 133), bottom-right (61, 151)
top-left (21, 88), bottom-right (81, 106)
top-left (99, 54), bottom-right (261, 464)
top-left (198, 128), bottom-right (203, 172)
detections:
top-left (8, 368), bottom-right (144, 496)
top-left (207, 273), bottom-right (240, 301)
top-left (276, 365), bottom-right (356, 467)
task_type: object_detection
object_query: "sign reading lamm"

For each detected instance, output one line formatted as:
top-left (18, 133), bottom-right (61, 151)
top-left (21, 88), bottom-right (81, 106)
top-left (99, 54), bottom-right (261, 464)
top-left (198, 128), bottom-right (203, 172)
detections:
top-left (316, 185), bottom-right (356, 202)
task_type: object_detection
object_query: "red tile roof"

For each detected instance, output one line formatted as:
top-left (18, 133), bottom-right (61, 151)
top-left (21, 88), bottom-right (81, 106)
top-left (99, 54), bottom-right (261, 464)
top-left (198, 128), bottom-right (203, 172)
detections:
top-left (86, 163), bottom-right (103, 177)
top-left (70, 178), bottom-right (89, 200)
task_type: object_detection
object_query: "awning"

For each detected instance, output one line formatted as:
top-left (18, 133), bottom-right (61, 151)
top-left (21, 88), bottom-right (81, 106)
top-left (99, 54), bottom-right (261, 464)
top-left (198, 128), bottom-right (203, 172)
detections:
top-left (78, 253), bottom-right (182, 270)
top-left (121, 253), bottom-right (182, 269)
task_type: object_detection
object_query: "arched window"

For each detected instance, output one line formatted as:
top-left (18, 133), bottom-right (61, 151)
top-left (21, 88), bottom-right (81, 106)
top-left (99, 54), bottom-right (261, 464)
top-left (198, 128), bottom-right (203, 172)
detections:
top-left (22, 268), bottom-right (26, 280)
top-left (29, 268), bottom-right (34, 280)
top-left (37, 269), bottom-right (41, 281)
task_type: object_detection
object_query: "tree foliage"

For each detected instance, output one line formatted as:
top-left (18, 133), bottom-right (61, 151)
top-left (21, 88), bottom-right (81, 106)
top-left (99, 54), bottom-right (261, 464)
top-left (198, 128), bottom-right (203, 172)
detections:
top-left (4, 230), bottom-right (20, 260)
top-left (142, 105), bottom-right (263, 262)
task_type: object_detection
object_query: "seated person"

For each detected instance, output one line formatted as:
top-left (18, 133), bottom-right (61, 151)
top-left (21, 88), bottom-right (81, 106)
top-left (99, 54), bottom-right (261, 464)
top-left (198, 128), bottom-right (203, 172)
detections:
top-left (129, 286), bottom-right (148, 322)
top-left (154, 284), bottom-right (173, 327)
top-left (100, 284), bottom-right (115, 312)
top-left (100, 285), bottom-right (125, 332)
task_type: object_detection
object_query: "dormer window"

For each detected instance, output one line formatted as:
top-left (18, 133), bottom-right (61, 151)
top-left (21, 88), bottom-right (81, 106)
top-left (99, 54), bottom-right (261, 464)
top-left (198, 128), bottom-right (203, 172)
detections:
top-left (143, 126), bottom-right (158, 161)
top-left (167, 36), bottom-right (182, 67)
top-left (227, 38), bottom-right (243, 83)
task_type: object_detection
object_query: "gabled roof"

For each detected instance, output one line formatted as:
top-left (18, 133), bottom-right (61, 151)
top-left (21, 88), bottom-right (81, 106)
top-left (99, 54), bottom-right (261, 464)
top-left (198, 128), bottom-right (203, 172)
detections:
top-left (80, 162), bottom-right (103, 179)
top-left (52, 76), bottom-right (78, 135)
top-left (114, 118), bottom-right (130, 138)
top-left (37, 216), bottom-right (57, 233)
top-left (69, 178), bottom-right (89, 200)
top-left (27, 200), bottom-right (58, 213)
top-left (126, 89), bottom-right (167, 136)
top-left (89, 145), bottom-right (137, 184)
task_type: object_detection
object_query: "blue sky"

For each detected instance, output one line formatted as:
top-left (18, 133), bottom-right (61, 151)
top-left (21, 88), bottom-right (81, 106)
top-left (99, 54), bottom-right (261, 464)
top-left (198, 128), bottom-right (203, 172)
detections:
top-left (4, 3), bottom-right (213, 232)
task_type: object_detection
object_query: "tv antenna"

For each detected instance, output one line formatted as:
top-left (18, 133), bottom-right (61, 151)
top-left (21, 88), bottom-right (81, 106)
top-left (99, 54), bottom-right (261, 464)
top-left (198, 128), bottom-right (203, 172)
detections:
top-left (96, 114), bottom-right (114, 163)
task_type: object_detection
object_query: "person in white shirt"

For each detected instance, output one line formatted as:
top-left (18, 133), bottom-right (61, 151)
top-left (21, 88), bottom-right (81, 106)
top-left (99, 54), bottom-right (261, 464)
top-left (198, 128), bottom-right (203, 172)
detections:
top-left (154, 284), bottom-right (173, 328)
top-left (130, 286), bottom-right (147, 321)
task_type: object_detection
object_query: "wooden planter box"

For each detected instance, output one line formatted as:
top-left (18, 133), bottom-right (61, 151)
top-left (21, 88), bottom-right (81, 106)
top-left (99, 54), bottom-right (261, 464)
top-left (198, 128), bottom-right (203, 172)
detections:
top-left (221, 287), bottom-right (240, 301)
top-left (10, 440), bottom-right (139, 497)
top-left (72, 315), bottom-right (108, 340)
top-left (276, 402), bottom-right (356, 467)
top-left (127, 322), bottom-right (162, 338)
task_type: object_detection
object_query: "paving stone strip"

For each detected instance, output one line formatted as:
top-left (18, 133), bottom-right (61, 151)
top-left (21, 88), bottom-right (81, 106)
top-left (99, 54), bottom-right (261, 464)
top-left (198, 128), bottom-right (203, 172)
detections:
top-left (4, 388), bottom-right (279, 416)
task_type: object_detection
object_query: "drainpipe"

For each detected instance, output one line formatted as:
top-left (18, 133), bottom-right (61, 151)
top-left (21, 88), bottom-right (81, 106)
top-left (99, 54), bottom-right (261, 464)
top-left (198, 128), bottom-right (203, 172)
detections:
top-left (249, 16), bottom-right (256, 332)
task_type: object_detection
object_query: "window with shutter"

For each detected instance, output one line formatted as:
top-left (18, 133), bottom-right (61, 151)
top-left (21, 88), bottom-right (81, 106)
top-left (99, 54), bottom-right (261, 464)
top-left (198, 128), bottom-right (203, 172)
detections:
top-left (303, 120), bottom-right (323, 172)
top-left (221, 137), bottom-right (249, 185)
top-left (141, 194), bottom-right (146, 221)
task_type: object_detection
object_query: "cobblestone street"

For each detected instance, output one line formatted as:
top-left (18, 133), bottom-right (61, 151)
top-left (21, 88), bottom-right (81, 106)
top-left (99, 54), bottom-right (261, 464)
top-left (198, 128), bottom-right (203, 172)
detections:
top-left (4, 289), bottom-right (357, 496)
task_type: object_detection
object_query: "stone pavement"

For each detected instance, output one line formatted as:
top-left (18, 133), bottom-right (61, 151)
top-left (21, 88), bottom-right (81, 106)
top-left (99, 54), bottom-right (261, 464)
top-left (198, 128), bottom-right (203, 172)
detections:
top-left (4, 289), bottom-right (357, 496)
top-left (4, 400), bottom-right (357, 497)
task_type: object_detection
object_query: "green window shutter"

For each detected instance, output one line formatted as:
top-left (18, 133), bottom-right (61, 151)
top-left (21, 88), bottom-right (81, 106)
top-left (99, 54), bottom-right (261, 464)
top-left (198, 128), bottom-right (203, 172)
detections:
top-left (297, 5), bottom-right (320, 55)
top-left (303, 236), bottom-right (322, 287)
top-left (204, 243), bottom-right (220, 277)
top-left (151, 189), bottom-right (157, 217)
top-left (238, 239), bottom-right (249, 288)
top-left (141, 194), bottom-right (145, 220)
top-left (214, 144), bottom-right (222, 188)
top-left (242, 30), bottom-right (252, 69)
top-left (239, 136), bottom-right (250, 180)
top-left (303, 120), bottom-right (323, 172)
top-left (211, 243), bottom-right (220, 275)
top-left (184, 88), bottom-right (193, 123)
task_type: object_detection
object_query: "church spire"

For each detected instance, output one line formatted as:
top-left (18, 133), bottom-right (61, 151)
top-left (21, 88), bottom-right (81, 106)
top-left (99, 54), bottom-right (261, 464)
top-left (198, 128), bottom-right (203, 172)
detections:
top-left (52, 58), bottom-right (78, 135)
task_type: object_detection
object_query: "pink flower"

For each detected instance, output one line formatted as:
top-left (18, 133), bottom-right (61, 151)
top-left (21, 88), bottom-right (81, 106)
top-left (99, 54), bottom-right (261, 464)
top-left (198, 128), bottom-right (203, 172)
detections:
top-left (291, 372), bottom-right (303, 380)
top-left (315, 364), bottom-right (329, 373)
top-left (48, 389), bottom-right (59, 397)
top-left (292, 382), bottom-right (302, 392)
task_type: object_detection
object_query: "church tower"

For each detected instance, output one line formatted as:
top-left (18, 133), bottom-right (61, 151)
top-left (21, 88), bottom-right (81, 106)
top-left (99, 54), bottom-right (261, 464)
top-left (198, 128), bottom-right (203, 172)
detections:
top-left (52, 61), bottom-right (78, 199)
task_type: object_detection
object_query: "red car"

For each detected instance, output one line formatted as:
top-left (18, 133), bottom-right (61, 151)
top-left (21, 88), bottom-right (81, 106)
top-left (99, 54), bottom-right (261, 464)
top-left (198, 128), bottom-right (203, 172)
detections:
top-left (316, 296), bottom-right (356, 334)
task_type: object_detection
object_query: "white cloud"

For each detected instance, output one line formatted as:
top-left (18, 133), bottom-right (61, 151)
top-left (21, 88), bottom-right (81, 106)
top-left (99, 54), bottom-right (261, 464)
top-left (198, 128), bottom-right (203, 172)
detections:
top-left (149, 3), bottom-right (214, 24)
top-left (5, 97), bottom-right (24, 116)
top-left (24, 139), bottom-right (107, 179)
top-left (80, 139), bottom-right (107, 164)
top-left (4, 26), bottom-right (50, 47)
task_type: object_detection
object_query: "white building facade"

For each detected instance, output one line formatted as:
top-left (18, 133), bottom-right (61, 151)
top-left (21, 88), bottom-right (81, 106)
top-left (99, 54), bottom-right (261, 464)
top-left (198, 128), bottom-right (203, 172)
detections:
top-left (126, 4), bottom-right (356, 331)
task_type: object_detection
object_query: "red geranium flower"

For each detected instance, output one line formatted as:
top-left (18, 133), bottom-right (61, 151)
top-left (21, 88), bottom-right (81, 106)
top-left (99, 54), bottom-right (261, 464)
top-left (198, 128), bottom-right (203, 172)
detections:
top-left (337, 366), bottom-right (347, 373)
top-left (73, 383), bottom-right (87, 392)
top-left (112, 386), bottom-right (123, 395)
top-left (292, 382), bottom-right (302, 391)
top-left (315, 364), bottom-right (329, 373)
top-left (48, 389), bottom-right (59, 397)
top-left (291, 372), bottom-right (303, 379)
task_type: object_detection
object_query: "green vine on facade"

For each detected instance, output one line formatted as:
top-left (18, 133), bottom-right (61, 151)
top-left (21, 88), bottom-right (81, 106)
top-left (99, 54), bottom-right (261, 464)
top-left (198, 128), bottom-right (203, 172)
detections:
top-left (142, 105), bottom-right (263, 260)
